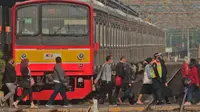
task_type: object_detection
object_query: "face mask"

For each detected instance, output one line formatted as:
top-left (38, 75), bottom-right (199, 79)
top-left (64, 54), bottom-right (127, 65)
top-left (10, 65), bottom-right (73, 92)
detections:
top-left (110, 60), bottom-right (113, 63)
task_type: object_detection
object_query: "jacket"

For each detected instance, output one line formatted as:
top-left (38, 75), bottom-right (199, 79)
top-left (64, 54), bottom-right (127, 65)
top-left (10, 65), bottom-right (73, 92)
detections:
top-left (187, 66), bottom-right (199, 85)
top-left (160, 59), bottom-right (168, 83)
top-left (96, 63), bottom-right (112, 82)
top-left (3, 63), bottom-right (16, 83)
top-left (116, 62), bottom-right (126, 78)
top-left (123, 63), bottom-right (132, 84)
top-left (181, 62), bottom-right (189, 77)
top-left (53, 63), bottom-right (67, 83)
top-left (143, 64), bottom-right (152, 84)
top-left (17, 66), bottom-right (32, 88)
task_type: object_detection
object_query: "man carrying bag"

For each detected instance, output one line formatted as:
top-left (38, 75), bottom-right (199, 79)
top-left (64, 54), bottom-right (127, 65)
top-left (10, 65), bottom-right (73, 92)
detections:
top-left (94, 55), bottom-right (117, 106)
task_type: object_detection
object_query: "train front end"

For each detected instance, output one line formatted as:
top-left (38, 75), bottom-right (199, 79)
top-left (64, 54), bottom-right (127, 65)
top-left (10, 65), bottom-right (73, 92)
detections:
top-left (12, 0), bottom-right (94, 100)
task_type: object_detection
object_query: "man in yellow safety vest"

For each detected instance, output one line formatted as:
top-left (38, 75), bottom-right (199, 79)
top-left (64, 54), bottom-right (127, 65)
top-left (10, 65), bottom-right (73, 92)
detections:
top-left (151, 53), bottom-right (164, 105)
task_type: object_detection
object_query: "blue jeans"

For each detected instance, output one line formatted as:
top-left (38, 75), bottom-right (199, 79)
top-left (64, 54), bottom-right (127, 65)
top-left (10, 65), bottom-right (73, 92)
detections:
top-left (120, 83), bottom-right (132, 102)
top-left (186, 84), bottom-right (200, 102)
top-left (47, 83), bottom-right (69, 105)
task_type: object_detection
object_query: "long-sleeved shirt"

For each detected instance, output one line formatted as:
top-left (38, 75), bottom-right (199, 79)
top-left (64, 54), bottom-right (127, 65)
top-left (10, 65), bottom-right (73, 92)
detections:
top-left (53, 63), bottom-right (67, 83)
top-left (3, 63), bottom-right (16, 83)
top-left (96, 63), bottom-right (112, 82)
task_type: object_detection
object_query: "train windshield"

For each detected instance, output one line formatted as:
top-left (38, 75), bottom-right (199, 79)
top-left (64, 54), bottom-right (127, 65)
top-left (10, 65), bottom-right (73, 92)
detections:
top-left (42, 4), bottom-right (89, 35)
top-left (16, 3), bottom-right (90, 46)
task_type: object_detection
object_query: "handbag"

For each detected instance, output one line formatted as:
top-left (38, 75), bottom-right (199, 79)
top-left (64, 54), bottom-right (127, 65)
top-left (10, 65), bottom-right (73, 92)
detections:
top-left (30, 77), bottom-right (35, 86)
top-left (115, 76), bottom-right (122, 86)
top-left (183, 78), bottom-right (192, 85)
top-left (18, 78), bottom-right (30, 88)
top-left (54, 68), bottom-right (69, 89)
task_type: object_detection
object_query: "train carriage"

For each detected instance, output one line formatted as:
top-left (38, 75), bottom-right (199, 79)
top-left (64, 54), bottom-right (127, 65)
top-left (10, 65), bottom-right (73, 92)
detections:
top-left (11, 0), bottom-right (165, 100)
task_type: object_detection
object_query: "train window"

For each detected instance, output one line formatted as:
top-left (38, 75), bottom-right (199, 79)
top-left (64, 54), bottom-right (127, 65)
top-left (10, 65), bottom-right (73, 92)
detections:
top-left (95, 22), bottom-right (99, 43)
top-left (124, 30), bottom-right (126, 47)
top-left (103, 24), bottom-right (106, 47)
top-left (121, 29), bottom-right (123, 48)
top-left (111, 26), bottom-right (117, 47)
top-left (41, 4), bottom-right (89, 35)
top-left (100, 24), bottom-right (103, 47)
top-left (117, 27), bottom-right (120, 48)
top-left (131, 31), bottom-right (134, 46)
top-left (107, 25), bottom-right (112, 47)
top-left (17, 6), bottom-right (39, 35)
top-left (116, 27), bottom-right (119, 48)
top-left (111, 27), bottom-right (114, 48)
top-left (117, 27), bottom-right (119, 48)
top-left (123, 29), bottom-right (126, 47)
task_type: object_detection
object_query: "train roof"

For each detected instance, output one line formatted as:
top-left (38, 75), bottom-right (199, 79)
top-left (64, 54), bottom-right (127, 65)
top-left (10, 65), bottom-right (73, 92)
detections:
top-left (14, 0), bottom-right (163, 32)
top-left (80, 0), bottom-right (161, 30)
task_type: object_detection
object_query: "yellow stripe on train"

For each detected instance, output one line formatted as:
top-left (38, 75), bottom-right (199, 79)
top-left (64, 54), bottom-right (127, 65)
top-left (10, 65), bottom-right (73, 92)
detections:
top-left (15, 49), bottom-right (90, 63)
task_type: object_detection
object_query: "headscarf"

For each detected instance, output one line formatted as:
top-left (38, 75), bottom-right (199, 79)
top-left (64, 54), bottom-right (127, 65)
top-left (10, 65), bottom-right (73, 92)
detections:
top-left (20, 59), bottom-right (29, 72)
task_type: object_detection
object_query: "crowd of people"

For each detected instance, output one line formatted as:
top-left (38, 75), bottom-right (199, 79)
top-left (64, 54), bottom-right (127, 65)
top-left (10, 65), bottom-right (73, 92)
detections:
top-left (0, 52), bottom-right (200, 108)
top-left (94, 53), bottom-right (171, 106)
top-left (94, 53), bottom-right (200, 106)
top-left (0, 56), bottom-right (72, 108)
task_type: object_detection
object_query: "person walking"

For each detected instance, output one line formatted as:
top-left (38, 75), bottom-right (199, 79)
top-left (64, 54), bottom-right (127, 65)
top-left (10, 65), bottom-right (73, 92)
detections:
top-left (94, 55), bottom-right (117, 106)
top-left (118, 62), bottom-right (135, 105)
top-left (0, 56), bottom-right (16, 107)
top-left (137, 57), bottom-right (153, 104)
top-left (114, 56), bottom-right (126, 103)
top-left (158, 53), bottom-right (171, 104)
top-left (181, 57), bottom-right (190, 84)
top-left (46, 57), bottom-right (71, 108)
top-left (13, 59), bottom-right (37, 108)
top-left (151, 53), bottom-right (164, 105)
top-left (184, 59), bottom-right (200, 105)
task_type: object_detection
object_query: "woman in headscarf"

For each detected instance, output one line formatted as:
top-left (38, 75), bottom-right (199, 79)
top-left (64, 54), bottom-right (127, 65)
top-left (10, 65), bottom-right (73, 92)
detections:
top-left (184, 59), bottom-right (200, 105)
top-left (13, 59), bottom-right (37, 108)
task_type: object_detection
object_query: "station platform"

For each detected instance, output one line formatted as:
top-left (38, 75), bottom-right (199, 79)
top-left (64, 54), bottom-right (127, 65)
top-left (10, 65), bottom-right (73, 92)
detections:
top-left (1, 104), bottom-right (200, 112)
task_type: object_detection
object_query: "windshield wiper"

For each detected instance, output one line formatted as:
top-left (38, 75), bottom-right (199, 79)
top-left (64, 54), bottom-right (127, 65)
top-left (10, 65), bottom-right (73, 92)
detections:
top-left (53, 26), bottom-right (62, 34)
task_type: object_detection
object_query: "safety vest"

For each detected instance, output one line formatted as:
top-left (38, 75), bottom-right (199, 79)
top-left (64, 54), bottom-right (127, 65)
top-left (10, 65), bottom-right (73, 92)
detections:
top-left (151, 60), bottom-right (162, 78)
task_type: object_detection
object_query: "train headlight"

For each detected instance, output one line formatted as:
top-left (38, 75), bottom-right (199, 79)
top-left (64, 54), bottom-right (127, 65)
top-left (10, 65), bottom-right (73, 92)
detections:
top-left (77, 53), bottom-right (84, 60)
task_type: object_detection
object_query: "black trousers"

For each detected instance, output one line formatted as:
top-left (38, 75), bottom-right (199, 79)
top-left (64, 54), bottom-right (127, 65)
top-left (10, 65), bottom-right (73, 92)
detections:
top-left (152, 78), bottom-right (163, 102)
top-left (17, 87), bottom-right (32, 103)
top-left (96, 81), bottom-right (114, 104)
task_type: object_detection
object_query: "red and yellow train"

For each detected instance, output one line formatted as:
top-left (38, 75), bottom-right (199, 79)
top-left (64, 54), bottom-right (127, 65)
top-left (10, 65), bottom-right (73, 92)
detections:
top-left (10, 0), bottom-right (165, 100)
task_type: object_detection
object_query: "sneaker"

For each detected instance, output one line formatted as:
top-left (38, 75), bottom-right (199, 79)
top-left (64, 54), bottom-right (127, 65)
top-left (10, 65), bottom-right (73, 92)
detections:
top-left (136, 101), bottom-right (144, 105)
top-left (63, 104), bottom-right (72, 108)
top-left (31, 105), bottom-right (38, 108)
top-left (184, 102), bottom-right (191, 106)
top-left (156, 101), bottom-right (164, 105)
top-left (197, 102), bottom-right (200, 105)
top-left (13, 102), bottom-right (18, 108)
top-left (166, 101), bottom-right (171, 104)
top-left (45, 104), bottom-right (54, 108)
top-left (109, 104), bottom-right (117, 106)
